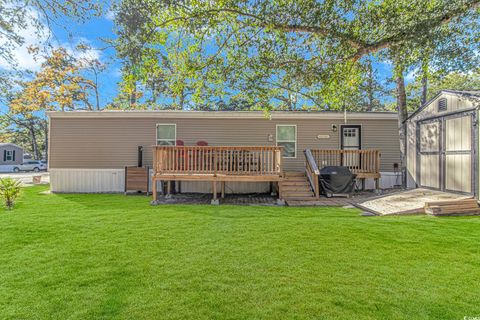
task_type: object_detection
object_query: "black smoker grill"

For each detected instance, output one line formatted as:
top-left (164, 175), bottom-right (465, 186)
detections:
top-left (318, 166), bottom-right (357, 197)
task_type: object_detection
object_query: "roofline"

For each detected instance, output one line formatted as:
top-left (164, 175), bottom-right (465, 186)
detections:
top-left (47, 110), bottom-right (399, 120)
top-left (0, 143), bottom-right (22, 148)
top-left (405, 89), bottom-right (480, 122)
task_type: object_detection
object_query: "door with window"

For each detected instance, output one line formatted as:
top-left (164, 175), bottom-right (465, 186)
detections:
top-left (341, 125), bottom-right (361, 169)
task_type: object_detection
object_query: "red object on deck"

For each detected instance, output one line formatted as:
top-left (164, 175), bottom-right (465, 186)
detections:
top-left (196, 140), bottom-right (208, 146)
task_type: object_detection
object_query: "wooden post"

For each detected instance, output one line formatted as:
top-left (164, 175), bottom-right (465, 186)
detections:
top-left (212, 181), bottom-right (219, 205)
top-left (152, 177), bottom-right (157, 203)
top-left (221, 181), bottom-right (225, 198)
top-left (166, 180), bottom-right (172, 198)
top-left (277, 181), bottom-right (285, 205)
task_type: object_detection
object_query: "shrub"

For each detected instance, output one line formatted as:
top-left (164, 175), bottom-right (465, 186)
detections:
top-left (0, 178), bottom-right (22, 210)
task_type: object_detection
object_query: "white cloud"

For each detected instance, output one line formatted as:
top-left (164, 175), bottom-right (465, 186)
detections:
top-left (0, 7), bottom-right (49, 71)
top-left (0, 8), bottom-right (101, 72)
top-left (105, 10), bottom-right (115, 21)
top-left (405, 69), bottom-right (418, 82)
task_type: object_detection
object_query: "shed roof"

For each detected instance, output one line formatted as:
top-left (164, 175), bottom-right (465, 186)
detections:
top-left (0, 143), bottom-right (22, 148)
top-left (405, 90), bottom-right (480, 122)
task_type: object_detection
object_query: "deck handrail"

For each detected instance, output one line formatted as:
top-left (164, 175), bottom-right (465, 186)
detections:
top-left (309, 149), bottom-right (381, 175)
top-left (153, 146), bottom-right (283, 176)
top-left (304, 149), bottom-right (320, 199)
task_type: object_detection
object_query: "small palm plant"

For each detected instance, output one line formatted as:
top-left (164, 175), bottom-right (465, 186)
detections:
top-left (0, 178), bottom-right (22, 210)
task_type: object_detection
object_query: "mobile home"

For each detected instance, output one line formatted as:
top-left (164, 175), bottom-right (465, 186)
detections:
top-left (0, 143), bottom-right (24, 172)
top-left (48, 110), bottom-right (402, 200)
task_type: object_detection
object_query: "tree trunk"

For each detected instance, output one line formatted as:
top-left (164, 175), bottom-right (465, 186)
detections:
top-left (395, 67), bottom-right (408, 188)
top-left (129, 81), bottom-right (137, 107)
top-left (28, 119), bottom-right (40, 160)
top-left (366, 59), bottom-right (374, 111)
top-left (421, 72), bottom-right (428, 106)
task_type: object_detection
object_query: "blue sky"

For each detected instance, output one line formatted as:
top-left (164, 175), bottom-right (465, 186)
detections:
top-left (47, 12), bottom-right (122, 107)
top-left (0, 8), bottom-right (121, 112)
top-left (0, 8), bottom-right (404, 112)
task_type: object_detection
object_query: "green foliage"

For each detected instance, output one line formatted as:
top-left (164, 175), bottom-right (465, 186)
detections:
top-left (0, 178), bottom-right (22, 210)
top-left (405, 69), bottom-right (480, 111)
top-left (113, 0), bottom-right (479, 110)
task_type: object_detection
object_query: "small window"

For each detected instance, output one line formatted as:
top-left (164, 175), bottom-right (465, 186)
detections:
top-left (5, 150), bottom-right (13, 161)
top-left (156, 124), bottom-right (176, 145)
top-left (276, 125), bottom-right (297, 158)
top-left (438, 98), bottom-right (447, 111)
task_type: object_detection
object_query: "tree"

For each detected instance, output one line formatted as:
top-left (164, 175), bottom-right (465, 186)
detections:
top-left (406, 69), bottom-right (480, 110)
top-left (6, 47), bottom-right (102, 159)
top-left (10, 47), bottom-right (98, 113)
top-left (115, 0), bottom-right (478, 107)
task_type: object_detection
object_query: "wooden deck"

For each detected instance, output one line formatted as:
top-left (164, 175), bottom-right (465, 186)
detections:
top-left (152, 146), bottom-right (382, 204)
top-left (152, 146), bottom-right (283, 203)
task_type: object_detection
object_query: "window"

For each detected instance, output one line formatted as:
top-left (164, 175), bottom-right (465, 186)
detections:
top-left (438, 98), bottom-right (447, 111)
top-left (5, 150), bottom-right (13, 161)
top-left (156, 124), bottom-right (176, 145)
top-left (276, 125), bottom-right (297, 158)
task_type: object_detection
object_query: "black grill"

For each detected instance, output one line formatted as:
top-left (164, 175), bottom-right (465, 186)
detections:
top-left (318, 166), bottom-right (356, 197)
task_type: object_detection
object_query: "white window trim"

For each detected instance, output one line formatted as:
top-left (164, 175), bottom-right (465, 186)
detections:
top-left (276, 124), bottom-right (297, 159)
top-left (156, 123), bottom-right (177, 146)
top-left (5, 150), bottom-right (13, 161)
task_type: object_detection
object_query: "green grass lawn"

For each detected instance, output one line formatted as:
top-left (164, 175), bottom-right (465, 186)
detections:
top-left (1, 186), bottom-right (480, 319)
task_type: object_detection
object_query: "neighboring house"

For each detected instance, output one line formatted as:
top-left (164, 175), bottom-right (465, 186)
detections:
top-left (406, 90), bottom-right (480, 197)
top-left (48, 110), bottom-right (402, 196)
top-left (0, 143), bottom-right (24, 172)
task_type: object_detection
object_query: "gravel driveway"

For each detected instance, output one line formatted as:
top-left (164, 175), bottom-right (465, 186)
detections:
top-left (0, 172), bottom-right (50, 185)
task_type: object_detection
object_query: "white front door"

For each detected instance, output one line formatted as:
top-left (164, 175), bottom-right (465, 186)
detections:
top-left (341, 125), bottom-right (361, 169)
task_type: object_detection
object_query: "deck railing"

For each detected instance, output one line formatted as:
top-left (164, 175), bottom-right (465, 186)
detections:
top-left (309, 149), bottom-right (380, 175)
top-left (153, 146), bottom-right (283, 176)
top-left (304, 149), bottom-right (321, 198)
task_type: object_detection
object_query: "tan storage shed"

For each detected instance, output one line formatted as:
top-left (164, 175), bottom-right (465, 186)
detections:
top-left (406, 90), bottom-right (480, 197)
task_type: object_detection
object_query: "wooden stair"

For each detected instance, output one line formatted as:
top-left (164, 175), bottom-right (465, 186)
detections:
top-left (424, 198), bottom-right (480, 216)
top-left (281, 172), bottom-right (317, 202)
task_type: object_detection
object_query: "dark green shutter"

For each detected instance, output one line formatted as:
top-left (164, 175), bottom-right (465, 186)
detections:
top-left (3, 150), bottom-right (6, 161)
top-left (12, 150), bottom-right (15, 161)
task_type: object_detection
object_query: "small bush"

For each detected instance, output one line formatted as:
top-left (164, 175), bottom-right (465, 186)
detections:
top-left (0, 178), bottom-right (22, 210)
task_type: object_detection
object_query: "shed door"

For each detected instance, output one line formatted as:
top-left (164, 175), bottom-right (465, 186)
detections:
top-left (444, 115), bottom-right (473, 193)
top-left (418, 112), bottom-right (475, 194)
top-left (419, 120), bottom-right (441, 189)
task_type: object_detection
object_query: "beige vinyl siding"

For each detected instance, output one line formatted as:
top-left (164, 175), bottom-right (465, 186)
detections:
top-left (49, 116), bottom-right (400, 172)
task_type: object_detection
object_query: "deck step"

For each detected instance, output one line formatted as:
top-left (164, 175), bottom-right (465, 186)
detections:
top-left (282, 180), bottom-right (310, 185)
top-left (280, 172), bottom-right (318, 201)
top-left (283, 177), bottom-right (307, 182)
top-left (283, 196), bottom-right (318, 201)
top-left (284, 171), bottom-right (306, 177)
top-left (283, 192), bottom-right (315, 197)
top-left (282, 186), bottom-right (313, 192)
